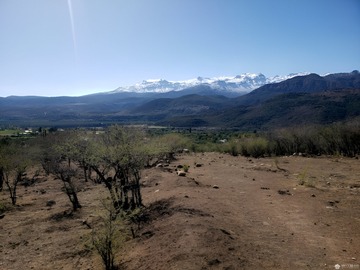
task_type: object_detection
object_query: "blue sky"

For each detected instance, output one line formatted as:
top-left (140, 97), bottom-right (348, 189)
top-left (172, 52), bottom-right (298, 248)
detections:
top-left (0, 0), bottom-right (359, 97)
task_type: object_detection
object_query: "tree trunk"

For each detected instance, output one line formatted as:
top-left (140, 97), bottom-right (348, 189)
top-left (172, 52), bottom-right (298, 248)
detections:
top-left (4, 172), bottom-right (20, 205)
top-left (0, 168), bottom-right (3, 192)
top-left (133, 169), bottom-right (142, 206)
top-left (70, 191), bottom-right (82, 211)
top-left (93, 167), bottom-right (119, 210)
top-left (83, 163), bottom-right (88, 182)
top-left (60, 173), bottom-right (82, 211)
top-left (87, 167), bottom-right (92, 181)
top-left (63, 180), bottom-right (82, 211)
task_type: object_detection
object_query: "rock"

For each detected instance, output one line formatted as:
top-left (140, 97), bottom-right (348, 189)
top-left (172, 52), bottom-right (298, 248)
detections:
top-left (311, 194), bottom-right (316, 197)
top-left (0, 214), bottom-right (5, 219)
top-left (212, 185), bottom-right (219, 189)
top-left (195, 163), bottom-right (203, 167)
top-left (208, 259), bottom-right (221, 266)
top-left (220, 229), bottom-right (231, 235)
top-left (46, 200), bottom-right (56, 207)
top-left (278, 189), bottom-right (291, 195)
top-left (82, 220), bottom-right (92, 229)
top-left (327, 201), bottom-right (335, 206)
top-left (177, 171), bottom-right (186, 177)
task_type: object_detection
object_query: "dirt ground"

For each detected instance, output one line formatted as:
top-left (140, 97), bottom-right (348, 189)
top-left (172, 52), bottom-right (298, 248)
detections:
top-left (1, 153), bottom-right (359, 270)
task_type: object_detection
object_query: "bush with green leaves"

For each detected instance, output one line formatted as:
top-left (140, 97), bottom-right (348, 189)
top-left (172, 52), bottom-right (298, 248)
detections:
top-left (92, 201), bottom-right (124, 270)
top-left (224, 139), bottom-right (240, 156)
top-left (239, 137), bottom-right (270, 158)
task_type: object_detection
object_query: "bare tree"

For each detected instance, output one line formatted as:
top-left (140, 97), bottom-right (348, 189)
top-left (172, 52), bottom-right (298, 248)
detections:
top-left (0, 140), bottom-right (32, 205)
top-left (0, 139), bottom-right (8, 192)
top-left (87, 126), bottom-right (150, 211)
top-left (0, 167), bottom-right (4, 192)
top-left (38, 132), bottom-right (82, 211)
top-left (51, 162), bottom-right (82, 211)
top-left (36, 126), bottom-right (167, 212)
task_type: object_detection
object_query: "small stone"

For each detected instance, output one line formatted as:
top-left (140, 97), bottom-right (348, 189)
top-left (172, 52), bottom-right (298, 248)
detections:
top-left (46, 200), bottom-right (56, 207)
top-left (311, 194), bottom-right (316, 197)
top-left (278, 189), bottom-right (291, 195)
top-left (177, 171), bottom-right (186, 177)
top-left (82, 220), bottom-right (92, 229)
top-left (208, 259), bottom-right (221, 266)
top-left (328, 201), bottom-right (335, 206)
top-left (212, 185), bottom-right (219, 189)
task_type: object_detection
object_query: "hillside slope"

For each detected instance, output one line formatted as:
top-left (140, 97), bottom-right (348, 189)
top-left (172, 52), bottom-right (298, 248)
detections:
top-left (157, 89), bottom-right (360, 129)
top-left (234, 70), bottom-right (360, 106)
top-left (1, 154), bottom-right (359, 269)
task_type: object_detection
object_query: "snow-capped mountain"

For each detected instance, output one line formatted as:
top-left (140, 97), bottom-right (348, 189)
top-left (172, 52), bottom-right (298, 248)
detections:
top-left (110, 72), bottom-right (310, 95)
top-left (268, 72), bottom-right (310, 83)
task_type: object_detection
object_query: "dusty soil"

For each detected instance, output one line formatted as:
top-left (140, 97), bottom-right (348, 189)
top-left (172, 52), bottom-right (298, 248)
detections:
top-left (1, 153), bottom-right (359, 269)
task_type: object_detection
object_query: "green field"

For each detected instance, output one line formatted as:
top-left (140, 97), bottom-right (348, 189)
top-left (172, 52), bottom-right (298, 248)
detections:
top-left (0, 129), bottom-right (20, 136)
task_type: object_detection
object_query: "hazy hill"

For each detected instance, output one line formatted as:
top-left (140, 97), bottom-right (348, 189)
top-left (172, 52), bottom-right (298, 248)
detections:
top-left (131, 94), bottom-right (230, 116)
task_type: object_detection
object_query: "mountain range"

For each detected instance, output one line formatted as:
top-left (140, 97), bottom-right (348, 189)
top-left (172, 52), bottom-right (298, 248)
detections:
top-left (0, 71), bottom-right (359, 130)
top-left (108, 72), bottom-right (309, 96)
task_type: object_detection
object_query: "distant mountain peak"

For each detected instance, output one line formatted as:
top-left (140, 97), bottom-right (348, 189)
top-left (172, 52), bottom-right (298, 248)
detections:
top-left (110, 72), bottom-right (309, 95)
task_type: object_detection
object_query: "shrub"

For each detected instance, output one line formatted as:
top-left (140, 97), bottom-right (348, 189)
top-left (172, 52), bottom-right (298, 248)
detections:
top-left (0, 201), bottom-right (11, 215)
top-left (239, 137), bottom-right (270, 158)
top-left (183, 164), bottom-right (189, 172)
top-left (227, 140), bottom-right (240, 156)
top-left (92, 201), bottom-right (124, 270)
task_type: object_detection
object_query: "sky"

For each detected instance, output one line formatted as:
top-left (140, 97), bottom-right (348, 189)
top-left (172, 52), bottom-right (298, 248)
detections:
top-left (0, 0), bottom-right (359, 97)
